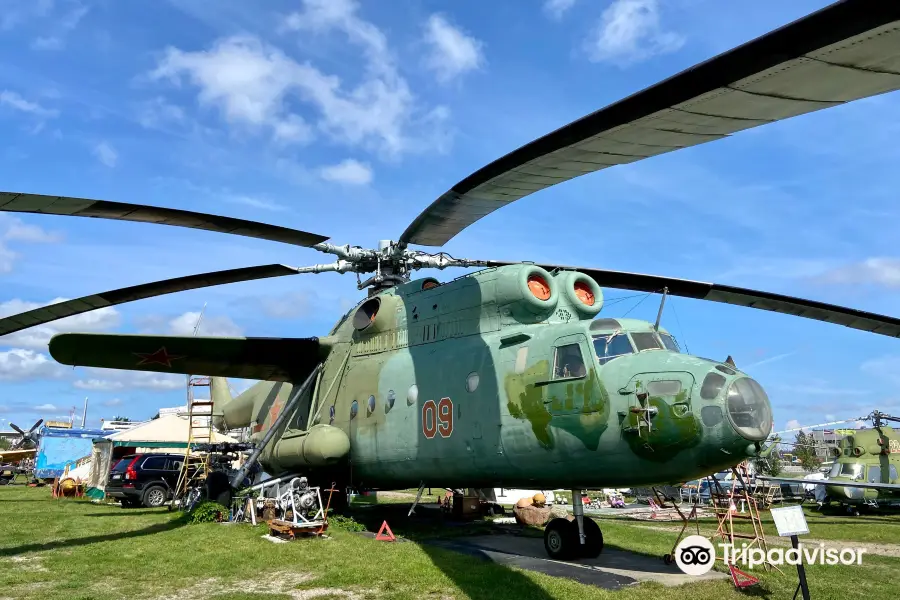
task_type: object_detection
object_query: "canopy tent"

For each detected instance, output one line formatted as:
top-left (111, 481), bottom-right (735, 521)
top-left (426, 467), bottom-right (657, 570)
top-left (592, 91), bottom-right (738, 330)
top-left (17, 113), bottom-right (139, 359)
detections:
top-left (85, 414), bottom-right (238, 499)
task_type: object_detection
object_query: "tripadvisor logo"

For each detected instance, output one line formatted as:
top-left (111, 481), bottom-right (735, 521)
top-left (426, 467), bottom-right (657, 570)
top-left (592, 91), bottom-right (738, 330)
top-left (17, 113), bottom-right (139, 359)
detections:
top-left (673, 535), bottom-right (868, 575)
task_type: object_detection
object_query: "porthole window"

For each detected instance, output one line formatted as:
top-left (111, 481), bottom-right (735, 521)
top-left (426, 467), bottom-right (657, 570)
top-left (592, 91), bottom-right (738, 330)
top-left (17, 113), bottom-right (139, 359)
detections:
top-left (367, 394), bottom-right (376, 414)
top-left (329, 405), bottom-right (335, 425)
top-left (386, 390), bottom-right (396, 412)
top-left (466, 372), bottom-right (480, 393)
top-left (350, 400), bottom-right (359, 419)
top-left (407, 384), bottom-right (418, 406)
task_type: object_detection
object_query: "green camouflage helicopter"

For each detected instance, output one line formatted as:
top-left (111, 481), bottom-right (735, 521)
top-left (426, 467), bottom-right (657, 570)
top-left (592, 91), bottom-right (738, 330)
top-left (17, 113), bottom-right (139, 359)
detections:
top-left (2, 0), bottom-right (900, 560)
top-left (759, 411), bottom-right (900, 514)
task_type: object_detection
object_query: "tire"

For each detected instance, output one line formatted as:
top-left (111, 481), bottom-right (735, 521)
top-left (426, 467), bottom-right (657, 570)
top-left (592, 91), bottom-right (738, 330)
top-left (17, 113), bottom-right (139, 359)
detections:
top-left (580, 518), bottom-right (604, 558)
top-left (206, 471), bottom-right (232, 507)
top-left (142, 485), bottom-right (168, 508)
top-left (544, 518), bottom-right (578, 560)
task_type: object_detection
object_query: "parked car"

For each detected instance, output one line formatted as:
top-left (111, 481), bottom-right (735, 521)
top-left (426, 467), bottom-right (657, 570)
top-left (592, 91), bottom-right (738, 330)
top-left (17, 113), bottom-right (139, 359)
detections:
top-left (106, 453), bottom-right (198, 508)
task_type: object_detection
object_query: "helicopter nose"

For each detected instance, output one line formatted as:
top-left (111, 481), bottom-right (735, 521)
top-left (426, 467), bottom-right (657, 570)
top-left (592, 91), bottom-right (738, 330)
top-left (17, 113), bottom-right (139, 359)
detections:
top-left (722, 376), bottom-right (773, 442)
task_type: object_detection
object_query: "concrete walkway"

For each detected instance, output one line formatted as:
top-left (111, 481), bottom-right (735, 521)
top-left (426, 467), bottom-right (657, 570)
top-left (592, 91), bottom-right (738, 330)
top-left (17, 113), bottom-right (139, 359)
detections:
top-left (425, 534), bottom-right (728, 590)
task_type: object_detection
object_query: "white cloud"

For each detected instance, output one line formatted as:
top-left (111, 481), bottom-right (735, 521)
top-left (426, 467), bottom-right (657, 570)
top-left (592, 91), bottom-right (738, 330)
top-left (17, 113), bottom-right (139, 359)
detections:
top-left (31, 36), bottom-right (63, 51)
top-left (74, 379), bottom-right (124, 391)
top-left (93, 141), bottom-right (118, 167)
top-left (825, 414), bottom-right (836, 421)
top-left (103, 398), bottom-right (123, 407)
top-left (584, 0), bottom-right (684, 67)
top-left (79, 367), bottom-right (184, 392)
top-left (319, 159), bottom-right (372, 185)
top-left (816, 258), bottom-right (900, 288)
top-left (0, 297), bottom-right (121, 350)
top-left (151, 0), bottom-right (449, 157)
top-left (0, 90), bottom-right (59, 119)
top-left (0, 349), bottom-right (65, 381)
top-left (34, 403), bottom-right (57, 411)
top-left (259, 291), bottom-right (316, 319)
top-left (861, 355), bottom-right (900, 384)
top-left (228, 195), bottom-right (286, 212)
top-left (170, 311), bottom-right (243, 337)
top-left (544, 0), bottom-right (577, 19)
top-left (137, 96), bottom-right (186, 129)
top-left (422, 14), bottom-right (485, 83)
top-left (26, 2), bottom-right (89, 50)
top-left (0, 214), bottom-right (62, 273)
top-left (137, 311), bottom-right (243, 338)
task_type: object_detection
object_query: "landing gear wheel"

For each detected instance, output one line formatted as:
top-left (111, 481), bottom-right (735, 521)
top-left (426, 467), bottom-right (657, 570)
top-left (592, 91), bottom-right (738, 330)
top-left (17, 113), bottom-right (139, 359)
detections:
top-left (663, 553), bottom-right (674, 565)
top-left (544, 518), bottom-right (578, 560)
top-left (579, 518), bottom-right (603, 558)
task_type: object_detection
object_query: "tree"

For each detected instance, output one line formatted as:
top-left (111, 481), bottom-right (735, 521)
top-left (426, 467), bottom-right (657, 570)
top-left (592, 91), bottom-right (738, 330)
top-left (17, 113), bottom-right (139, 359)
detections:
top-left (794, 430), bottom-right (822, 472)
top-left (753, 445), bottom-right (783, 477)
top-left (112, 416), bottom-right (131, 422)
top-left (0, 437), bottom-right (10, 450)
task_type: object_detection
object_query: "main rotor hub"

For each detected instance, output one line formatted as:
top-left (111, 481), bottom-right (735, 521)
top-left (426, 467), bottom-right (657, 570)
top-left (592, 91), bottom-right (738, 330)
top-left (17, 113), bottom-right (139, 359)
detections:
top-left (296, 240), bottom-right (494, 290)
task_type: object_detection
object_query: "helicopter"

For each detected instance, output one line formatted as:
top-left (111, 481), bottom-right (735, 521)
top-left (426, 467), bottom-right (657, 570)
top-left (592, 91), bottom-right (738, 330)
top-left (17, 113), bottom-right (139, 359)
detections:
top-left (2, 0), bottom-right (900, 561)
top-left (758, 411), bottom-right (900, 514)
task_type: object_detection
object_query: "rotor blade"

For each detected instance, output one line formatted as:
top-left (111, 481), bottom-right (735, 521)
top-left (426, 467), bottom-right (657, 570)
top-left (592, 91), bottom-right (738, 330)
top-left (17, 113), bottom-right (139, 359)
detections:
top-left (9, 423), bottom-right (24, 436)
top-left (0, 192), bottom-right (329, 247)
top-left (28, 419), bottom-right (43, 433)
top-left (401, 0), bottom-right (900, 246)
top-left (511, 262), bottom-right (900, 338)
top-left (0, 264), bottom-right (301, 337)
top-left (49, 333), bottom-right (331, 382)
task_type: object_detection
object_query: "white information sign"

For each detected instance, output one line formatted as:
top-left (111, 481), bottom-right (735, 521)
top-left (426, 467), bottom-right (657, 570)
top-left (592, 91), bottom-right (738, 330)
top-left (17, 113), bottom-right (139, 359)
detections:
top-left (770, 505), bottom-right (810, 537)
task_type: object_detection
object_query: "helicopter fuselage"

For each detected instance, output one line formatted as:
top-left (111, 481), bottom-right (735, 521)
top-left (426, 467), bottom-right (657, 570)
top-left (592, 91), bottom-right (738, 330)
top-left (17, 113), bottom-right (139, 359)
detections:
top-left (224, 264), bottom-right (773, 490)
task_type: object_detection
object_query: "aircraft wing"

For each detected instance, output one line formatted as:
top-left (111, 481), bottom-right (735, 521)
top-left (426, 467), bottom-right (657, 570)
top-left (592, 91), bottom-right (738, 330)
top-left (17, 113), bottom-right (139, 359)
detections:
top-left (401, 0), bottom-right (900, 246)
top-left (48, 333), bottom-right (332, 383)
top-left (757, 476), bottom-right (900, 491)
top-left (0, 449), bottom-right (36, 462)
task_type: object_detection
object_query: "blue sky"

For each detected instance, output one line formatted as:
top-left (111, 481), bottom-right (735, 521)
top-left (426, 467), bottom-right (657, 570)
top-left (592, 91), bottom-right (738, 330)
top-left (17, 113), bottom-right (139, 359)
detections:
top-left (1, 0), bottom-right (899, 434)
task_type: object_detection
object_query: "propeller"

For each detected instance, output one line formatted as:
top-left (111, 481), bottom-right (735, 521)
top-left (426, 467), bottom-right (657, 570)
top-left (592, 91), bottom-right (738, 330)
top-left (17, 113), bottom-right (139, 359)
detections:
top-left (1, 0), bottom-right (899, 346)
top-left (8, 419), bottom-right (42, 449)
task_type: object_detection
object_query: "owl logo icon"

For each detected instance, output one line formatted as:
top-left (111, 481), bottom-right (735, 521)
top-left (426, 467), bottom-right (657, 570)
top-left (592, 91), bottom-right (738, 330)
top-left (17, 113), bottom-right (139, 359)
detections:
top-left (674, 535), bottom-right (715, 575)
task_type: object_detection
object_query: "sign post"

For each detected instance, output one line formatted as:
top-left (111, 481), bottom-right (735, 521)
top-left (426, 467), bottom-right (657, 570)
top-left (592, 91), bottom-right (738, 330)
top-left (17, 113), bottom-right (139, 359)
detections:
top-left (770, 505), bottom-right (810, 600)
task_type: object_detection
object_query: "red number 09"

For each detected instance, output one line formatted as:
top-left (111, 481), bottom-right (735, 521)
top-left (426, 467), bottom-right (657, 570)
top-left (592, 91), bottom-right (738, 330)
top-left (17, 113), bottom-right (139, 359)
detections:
top-left (422, 397), bottom-right (453, 439)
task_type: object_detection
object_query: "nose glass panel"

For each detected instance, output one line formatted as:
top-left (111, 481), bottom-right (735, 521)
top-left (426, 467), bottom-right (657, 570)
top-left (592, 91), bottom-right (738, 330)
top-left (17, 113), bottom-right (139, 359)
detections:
top-left (725, 378), bottom-right (773, 441)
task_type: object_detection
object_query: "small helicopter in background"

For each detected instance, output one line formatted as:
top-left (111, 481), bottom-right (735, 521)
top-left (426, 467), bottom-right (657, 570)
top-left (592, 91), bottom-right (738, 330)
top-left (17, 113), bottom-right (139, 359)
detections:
top-left (759, 411), bottom-right (900, 514)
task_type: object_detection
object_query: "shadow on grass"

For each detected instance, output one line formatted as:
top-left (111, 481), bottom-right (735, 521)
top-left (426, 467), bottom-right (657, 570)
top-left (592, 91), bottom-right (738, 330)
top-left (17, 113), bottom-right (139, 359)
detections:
top-left (0, 519), bottom-right (186, 557)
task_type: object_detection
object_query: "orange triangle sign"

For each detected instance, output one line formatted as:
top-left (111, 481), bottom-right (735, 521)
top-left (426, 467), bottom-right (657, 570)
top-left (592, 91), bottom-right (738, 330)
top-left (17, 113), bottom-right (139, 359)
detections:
top-left (375, 520), bottom-right (395, 542)
top-left (729, 564), bottom-right (759, 588)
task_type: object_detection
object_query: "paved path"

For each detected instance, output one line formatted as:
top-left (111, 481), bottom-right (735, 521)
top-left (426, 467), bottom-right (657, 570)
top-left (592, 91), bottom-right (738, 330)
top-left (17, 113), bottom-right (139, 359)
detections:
top-left (425, 534), bottom-right (728, 590)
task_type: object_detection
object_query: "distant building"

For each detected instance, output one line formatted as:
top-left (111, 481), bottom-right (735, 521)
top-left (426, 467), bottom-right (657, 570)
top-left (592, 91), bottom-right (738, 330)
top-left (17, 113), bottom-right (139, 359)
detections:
top-left (809, 429), bottom-right (844, 462)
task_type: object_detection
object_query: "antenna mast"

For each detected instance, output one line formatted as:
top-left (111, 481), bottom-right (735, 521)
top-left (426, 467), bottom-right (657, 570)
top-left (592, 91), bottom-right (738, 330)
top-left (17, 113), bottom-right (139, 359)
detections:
top-left (653, 287), bottom-right (669, 331)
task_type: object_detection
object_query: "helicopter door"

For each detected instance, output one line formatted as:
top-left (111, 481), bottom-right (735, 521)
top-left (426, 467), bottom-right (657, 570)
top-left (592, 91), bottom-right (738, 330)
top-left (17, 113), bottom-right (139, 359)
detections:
top-left (543, 334), bottom-right (595, 416)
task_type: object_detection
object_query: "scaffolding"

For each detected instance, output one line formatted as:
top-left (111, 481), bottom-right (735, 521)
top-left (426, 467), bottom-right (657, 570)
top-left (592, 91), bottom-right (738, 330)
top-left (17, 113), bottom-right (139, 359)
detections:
top-left (171, 376), bottom-right (213, 508)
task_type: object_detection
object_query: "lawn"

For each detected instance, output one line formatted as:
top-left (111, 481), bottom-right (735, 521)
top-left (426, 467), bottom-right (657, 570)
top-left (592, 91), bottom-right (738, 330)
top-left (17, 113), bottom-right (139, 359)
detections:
top-left (1, 486), bottom-right (897, 600)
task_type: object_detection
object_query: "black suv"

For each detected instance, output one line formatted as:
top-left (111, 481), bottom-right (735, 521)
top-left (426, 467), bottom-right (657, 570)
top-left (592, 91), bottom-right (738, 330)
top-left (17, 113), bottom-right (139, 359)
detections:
top-left (106, 453), bottom-right (196, 508)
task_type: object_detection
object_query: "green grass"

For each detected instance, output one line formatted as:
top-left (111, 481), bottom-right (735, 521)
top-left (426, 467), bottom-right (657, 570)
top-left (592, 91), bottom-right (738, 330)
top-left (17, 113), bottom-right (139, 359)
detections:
top-left (1, 486), bottom-right (897, 600)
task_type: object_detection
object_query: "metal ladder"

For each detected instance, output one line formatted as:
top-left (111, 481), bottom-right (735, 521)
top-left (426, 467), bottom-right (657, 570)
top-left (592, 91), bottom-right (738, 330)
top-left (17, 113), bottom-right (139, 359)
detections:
top-left (709, 461), bottom-right (778, 574)
top-left (172, 377), bottom-right (213, 508)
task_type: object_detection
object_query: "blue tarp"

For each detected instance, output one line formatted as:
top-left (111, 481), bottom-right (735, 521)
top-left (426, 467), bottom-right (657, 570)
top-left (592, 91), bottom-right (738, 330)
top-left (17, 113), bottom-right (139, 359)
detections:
top-left (34, 426), bottom-right (110, 479)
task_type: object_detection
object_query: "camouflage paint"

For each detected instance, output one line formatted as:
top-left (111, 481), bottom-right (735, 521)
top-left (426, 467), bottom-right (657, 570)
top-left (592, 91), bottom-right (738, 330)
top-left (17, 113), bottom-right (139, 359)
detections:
top-left (61, 264), bottom-right (774, 490)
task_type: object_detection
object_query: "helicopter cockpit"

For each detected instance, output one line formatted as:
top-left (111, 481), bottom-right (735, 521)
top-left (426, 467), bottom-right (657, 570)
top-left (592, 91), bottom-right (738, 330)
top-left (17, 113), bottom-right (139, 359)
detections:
top-left (591, 325), bottom-right (680, 366)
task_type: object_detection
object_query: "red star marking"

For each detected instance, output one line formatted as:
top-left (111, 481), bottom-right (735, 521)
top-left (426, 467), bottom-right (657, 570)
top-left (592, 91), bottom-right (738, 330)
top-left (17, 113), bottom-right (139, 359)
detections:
top-left (133, 346), bottom-right (186, 368)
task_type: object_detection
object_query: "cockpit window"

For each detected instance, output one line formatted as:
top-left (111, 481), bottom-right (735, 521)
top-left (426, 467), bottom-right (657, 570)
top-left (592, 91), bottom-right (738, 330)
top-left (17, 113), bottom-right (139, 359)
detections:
top-left (592, 333), bottom-right (634, 366)
top-left (829, 462), bottom-right (862, 479)
top-left (658, 333), bottom-right (680, 352)
top-left (553, 344), bottom-right (586, 379)
top-left (631, 332), bottom-right (662, 351)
